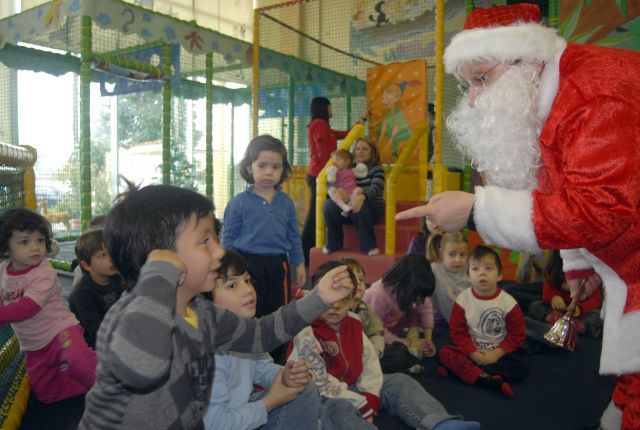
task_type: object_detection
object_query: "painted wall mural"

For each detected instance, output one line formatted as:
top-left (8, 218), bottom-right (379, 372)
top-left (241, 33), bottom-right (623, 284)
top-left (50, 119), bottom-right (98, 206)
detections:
top-left (559, 0), bottom-right (640, 50)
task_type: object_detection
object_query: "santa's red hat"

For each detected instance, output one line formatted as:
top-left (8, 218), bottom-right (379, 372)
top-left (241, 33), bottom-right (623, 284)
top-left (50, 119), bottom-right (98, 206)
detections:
top-left (444, 4), bottom-right (564, 74)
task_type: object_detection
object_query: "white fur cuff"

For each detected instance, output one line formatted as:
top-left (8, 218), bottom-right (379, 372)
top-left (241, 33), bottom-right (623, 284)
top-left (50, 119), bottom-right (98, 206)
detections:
top-left (473, 186), bottom-right (541, 254)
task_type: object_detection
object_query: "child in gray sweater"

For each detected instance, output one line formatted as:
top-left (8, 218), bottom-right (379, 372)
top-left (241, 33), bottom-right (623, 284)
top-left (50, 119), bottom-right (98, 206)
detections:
top-left (79, 184), bottom-right (352, 430)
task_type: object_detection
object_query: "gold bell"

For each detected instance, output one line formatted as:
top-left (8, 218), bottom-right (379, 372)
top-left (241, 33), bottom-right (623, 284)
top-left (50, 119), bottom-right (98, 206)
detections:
top-left (544, 314), bottom-right (578, 351)
top-left (543, 280), bottom-right (586, 352)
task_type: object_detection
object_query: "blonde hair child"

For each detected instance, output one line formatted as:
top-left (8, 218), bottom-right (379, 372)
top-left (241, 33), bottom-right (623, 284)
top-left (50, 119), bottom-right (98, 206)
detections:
top-left (431, 232), bottom-right (470, 323)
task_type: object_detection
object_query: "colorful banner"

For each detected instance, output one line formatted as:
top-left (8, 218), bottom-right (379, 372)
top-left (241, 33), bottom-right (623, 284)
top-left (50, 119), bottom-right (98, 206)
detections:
top-left (367, 59), bottom-right (426, 163)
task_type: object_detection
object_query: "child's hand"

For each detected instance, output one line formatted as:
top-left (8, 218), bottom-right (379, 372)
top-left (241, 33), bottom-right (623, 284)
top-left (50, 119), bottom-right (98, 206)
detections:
top-left (469, 350), bottom-right (485, 365)
top-left (263, 369), bottom-right (304, 412)
top-left (316, 265), bottom-right (353, 305)
top-left (551, 295), bottom-right (566, 312)
top-left (295, 263), bottom-right (306, 287)
top-left (283, 359), bottom-right (311, 388)
top-left (350, 195), bottom-right (366, 213)
top-left (147, 250), bottom-right (187, 286)
top-left (422, 340), bottom-right (436, 358)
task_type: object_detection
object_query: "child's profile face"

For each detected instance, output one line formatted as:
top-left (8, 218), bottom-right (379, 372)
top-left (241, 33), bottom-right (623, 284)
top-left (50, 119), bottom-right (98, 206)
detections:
top-left (248, 150), bottom-right (284, 190)
top-left (174, 213), bottom-right (224, 294)
top-left (88, 245), bottom-right (119, 278)
top-left (8, 229), bottom-right (46, 270)
top-left (468, 254), bottom-right (502, 297)
top-left (440, 242), bottom-right (468, 273)
top-left (333, 154), bottom-right (351, 171)
top-left (212, 270), bottom-right (256, 319)
top-left (426, 219), bottom-right (442, 235)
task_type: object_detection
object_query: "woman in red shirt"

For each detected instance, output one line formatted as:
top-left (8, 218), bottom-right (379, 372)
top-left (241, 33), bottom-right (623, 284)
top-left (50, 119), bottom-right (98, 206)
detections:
top-left (301, 97), bottom-right (350, 264)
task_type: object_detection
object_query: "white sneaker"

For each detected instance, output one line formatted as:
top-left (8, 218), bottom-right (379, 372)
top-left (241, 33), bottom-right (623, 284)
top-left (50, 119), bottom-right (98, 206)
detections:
top-left (367, 248), bottom-right (380, 256)
top-left (322, 247), bottom-right (330, 255)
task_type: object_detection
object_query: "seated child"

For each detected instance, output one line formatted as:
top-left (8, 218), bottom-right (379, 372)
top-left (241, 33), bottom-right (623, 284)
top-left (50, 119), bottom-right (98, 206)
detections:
top-left (288, 261), bottom-right (481, 430)
top-left (204, 251), bottom-right (319, 430)
top-left (338, 257), bottom-right (385, 358)
top-left (407, 217), bottom-right (443, 263)
top-left (71, 215), bottom-right (107, 286)
top-left (0, 208), bottom-right (96, 403)
top-left (527, 250), bottom-right (603, 337)
top-left (68, 228), bottom-right (124, 348)
top-left (362, 254), bottom-right (436, 374)
top-left (430, 232), bottom-right (470, 324)
top-left (438, 246), bottom-right (528, 398)
top-left (78, 183), bottom-right (354, 429)
top-left (326, 149), bottom-right (368, 216)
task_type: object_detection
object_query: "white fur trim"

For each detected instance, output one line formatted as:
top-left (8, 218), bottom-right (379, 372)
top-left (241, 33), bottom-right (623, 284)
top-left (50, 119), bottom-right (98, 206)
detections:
top-left (445, 23), bottom-right (565, 74)
top-left (536, 39), bottom-right (566, 122)
top-left (473, 186), bottom-right (541, 254)
top-left (582, 250), bottom-right (640, 375)
top-left (559, 248), bottom-right (592, 272)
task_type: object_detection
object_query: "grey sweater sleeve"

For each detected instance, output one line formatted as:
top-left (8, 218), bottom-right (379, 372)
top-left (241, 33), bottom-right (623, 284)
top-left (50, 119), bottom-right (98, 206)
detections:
top-left (211, 287), bottom-right (329, 354)
top-left (105, 260), bottom-right (181, 388)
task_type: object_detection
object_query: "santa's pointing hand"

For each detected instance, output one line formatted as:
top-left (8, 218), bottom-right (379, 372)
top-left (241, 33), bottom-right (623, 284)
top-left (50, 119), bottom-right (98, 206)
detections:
top-left (396, 191), bottom-right (475, 232)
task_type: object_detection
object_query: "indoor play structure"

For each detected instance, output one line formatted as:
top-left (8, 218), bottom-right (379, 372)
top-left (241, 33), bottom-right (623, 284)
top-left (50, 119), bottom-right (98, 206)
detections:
top-left (6, 0), bottom-right (630, 427)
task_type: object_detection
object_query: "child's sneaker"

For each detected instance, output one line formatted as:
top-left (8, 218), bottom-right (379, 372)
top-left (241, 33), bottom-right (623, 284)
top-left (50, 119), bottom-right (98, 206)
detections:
top-left (547, 311), bottom-right (563, 325)
top-left (436, 365), bottom-right (449, 377)
top-left (407, 364), bottom-right (425, 374)
top-left (574, 319), bottom-right (587, 335)
top-left (433, 419), bottom-right (481, 430)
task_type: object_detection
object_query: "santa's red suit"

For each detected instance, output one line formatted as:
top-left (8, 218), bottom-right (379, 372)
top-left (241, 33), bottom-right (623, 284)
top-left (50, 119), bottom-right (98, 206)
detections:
top-left (444, 4), bottom-right (640, 429)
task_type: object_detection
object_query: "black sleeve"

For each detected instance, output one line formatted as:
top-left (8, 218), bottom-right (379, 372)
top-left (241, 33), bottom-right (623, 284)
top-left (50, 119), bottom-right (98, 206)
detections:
top-left (68, 287), bottom-right (102, 348)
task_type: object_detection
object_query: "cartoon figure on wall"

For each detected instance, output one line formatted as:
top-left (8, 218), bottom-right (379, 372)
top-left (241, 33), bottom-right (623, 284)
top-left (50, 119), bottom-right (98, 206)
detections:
top-left (367, 59), bottom-right (427, 163)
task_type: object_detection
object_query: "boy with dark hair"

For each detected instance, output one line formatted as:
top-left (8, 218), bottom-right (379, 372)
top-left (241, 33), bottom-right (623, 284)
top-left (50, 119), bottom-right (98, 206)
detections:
top-left (438, 245), bottom-right (528, 398)
top-left (288, 261), bottom-right (480, 430)
top-left (204, 250), bottom-right (319, 430)
top-left (78, 184), bottom-right (353, 429)
top-left (68, 229), bottom-right (123, 348)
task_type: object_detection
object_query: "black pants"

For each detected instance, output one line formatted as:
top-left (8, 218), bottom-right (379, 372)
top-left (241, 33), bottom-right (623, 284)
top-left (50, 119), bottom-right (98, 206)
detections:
top-left (301, 174), bottom-right (316, 265)
top-left (239, 252), bottom-right (290, 318)
top-left (324, 198), bottom-right (384, 253)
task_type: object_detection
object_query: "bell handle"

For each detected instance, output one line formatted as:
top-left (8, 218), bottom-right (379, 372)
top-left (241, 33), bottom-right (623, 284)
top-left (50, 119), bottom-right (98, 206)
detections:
top-left (565, 279), bottom-right (587, 316)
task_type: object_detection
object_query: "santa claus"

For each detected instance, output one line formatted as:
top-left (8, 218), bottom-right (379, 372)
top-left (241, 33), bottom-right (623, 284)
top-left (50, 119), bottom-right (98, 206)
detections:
top-left (397, 4), bottom-right (640, 429)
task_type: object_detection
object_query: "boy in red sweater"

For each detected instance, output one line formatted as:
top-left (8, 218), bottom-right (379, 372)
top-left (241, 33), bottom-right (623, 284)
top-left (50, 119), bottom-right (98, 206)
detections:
top-left (288, 261), bottom-right (480, 430)
top-left (528, 250), bottom-right (603, 337)
top-left (438, 246), bottom-right (528, 398)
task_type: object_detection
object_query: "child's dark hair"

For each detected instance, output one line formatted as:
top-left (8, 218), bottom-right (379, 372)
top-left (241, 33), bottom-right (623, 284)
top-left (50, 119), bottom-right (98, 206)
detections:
top-left (543, 250), bottom-right (563, 288)
top-left (337, 257), bottom-right (364, 279)
top-left (310, 97), bottom-right (331, 122)
top-left (312, 260), bottom-right (357, 300)
top-left (0, 208), bottom-right (53, 255)
top-left (239, 135), bottom-right (291, 186)
top-left (382, 254), bottom-right (434, 310)
top-left (468, 245), bottom-right (503, 274)
top-left (334, 149), bottom-right (354, 164)
top-left (205, 250), bottom-right (250, 301)
top-left (104, 182), bottom-right (214, 291)
top-left (89, 215), bottom-right (107, 229)
top-left (75, 229), bottom-right (106, 274)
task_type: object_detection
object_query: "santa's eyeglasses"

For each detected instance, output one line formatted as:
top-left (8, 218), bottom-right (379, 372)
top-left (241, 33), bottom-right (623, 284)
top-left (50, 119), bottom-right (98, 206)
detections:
top-left (456, 60), bottom-right (522, 95)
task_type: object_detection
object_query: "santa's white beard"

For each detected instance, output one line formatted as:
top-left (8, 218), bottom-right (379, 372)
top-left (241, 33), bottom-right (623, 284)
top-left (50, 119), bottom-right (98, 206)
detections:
top-left (447, 64), bottom-right (542, 190)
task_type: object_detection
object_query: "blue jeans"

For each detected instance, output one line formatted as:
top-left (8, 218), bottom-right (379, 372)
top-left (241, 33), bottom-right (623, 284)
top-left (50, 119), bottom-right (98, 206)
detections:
top-left (320, 398), bottom-right (377, 430)
top-left (250, 381), bottom-right (320, 430)
top-left (323, 199), bottom-right (383, 253)
top-left (381, 373), bottom-right (459, 430)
